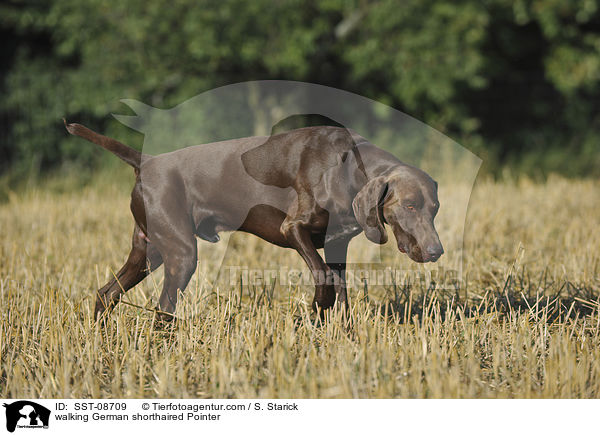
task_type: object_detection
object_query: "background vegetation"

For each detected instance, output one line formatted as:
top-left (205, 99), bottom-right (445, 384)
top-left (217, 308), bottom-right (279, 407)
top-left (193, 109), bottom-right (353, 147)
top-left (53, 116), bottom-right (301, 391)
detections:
top-left (1, 0), bottom-right (600, 179)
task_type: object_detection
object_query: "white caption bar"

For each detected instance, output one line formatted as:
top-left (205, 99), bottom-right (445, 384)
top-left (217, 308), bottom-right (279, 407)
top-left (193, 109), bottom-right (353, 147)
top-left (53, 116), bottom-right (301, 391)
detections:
top-left (0, 399), bottom-right (593, 434)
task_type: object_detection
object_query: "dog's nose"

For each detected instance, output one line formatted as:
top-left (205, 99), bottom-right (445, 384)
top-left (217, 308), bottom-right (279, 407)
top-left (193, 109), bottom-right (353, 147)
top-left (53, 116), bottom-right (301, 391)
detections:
top-left (426, 245), bottom-right (444, 259)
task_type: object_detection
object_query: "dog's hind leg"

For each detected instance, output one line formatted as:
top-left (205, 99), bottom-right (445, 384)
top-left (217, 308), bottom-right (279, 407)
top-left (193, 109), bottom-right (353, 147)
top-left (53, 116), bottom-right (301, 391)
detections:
top-left (95, 224), bottom-right (163, 320)
top-left (154, 239), bottom-right (197, 323)
top-left (142, 219), bottom-right (198, 323)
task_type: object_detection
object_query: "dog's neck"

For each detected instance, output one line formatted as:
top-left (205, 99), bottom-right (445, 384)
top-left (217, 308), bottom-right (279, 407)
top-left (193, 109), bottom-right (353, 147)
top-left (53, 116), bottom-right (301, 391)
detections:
top-left (350, 143), bottom-right (405, 188)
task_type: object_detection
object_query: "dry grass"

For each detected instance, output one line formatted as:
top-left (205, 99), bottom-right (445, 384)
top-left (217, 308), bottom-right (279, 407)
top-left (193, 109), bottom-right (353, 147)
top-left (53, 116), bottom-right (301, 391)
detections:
top-left (1, 175), bottom-right (599, 398)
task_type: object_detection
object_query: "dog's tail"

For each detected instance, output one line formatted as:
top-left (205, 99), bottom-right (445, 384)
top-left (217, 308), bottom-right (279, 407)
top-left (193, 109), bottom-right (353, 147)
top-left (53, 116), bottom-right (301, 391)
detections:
top-left (63, 119), bottom-right (142, 169)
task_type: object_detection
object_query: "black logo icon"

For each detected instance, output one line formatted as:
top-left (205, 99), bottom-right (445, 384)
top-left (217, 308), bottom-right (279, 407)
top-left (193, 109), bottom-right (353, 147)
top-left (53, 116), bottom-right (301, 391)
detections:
top-left (2, 401), bottom-right (50, 432)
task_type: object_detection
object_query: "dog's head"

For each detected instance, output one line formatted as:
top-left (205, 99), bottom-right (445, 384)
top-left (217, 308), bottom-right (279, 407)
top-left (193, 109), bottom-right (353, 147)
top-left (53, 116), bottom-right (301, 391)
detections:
top-left (352, 167), bottom-right (443, 263)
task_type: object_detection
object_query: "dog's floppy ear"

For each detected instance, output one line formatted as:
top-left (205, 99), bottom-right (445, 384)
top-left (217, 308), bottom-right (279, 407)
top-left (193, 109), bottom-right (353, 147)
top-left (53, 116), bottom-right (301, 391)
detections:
top-left (352, 176), bottom-right (389, 244)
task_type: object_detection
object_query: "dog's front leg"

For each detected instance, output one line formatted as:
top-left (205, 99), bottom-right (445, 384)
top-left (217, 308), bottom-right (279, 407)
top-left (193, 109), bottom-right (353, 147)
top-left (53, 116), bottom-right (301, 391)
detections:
top-left (281, 221), bottom-right (336, 315)
top-left (324, 237), bottom-right (350, 313)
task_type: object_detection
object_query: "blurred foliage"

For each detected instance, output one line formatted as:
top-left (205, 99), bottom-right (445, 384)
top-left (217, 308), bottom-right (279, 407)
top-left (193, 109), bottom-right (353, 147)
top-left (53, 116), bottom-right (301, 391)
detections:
top-left (0, 0), bottom-right (599, 178)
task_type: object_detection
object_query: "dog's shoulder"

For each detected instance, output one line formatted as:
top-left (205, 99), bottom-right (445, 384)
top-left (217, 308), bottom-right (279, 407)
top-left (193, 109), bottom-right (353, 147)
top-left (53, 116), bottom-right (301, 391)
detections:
top-left (240, 126), bottom-right (361, 188)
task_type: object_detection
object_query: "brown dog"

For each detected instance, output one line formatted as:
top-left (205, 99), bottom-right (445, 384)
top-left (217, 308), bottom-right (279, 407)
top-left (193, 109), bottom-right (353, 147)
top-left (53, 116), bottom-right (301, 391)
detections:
top-left (64, 120), bottom-right (443, 321)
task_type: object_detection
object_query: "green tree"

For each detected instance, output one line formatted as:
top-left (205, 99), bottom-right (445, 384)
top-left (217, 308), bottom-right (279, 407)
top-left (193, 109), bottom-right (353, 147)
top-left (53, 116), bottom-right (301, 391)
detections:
top-left (1, 0), bottom-right (599, 177)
